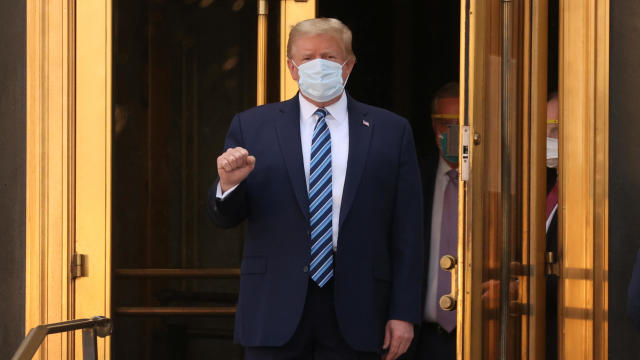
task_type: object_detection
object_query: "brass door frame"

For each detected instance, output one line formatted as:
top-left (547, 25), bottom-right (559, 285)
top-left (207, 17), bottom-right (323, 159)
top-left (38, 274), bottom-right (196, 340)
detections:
top-left (26, 0), bottom-right (81, 358)
top-left (26, 0), bottom-right (113, 358)
top-left (280, 0), bottom-right (316, 100)
top-left (557, 1), bottom-right (609, 359)
top-left (526, 1), bottom-right (549, 359)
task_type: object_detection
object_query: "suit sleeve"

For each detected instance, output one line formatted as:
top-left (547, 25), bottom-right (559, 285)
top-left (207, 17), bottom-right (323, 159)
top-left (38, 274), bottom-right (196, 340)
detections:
top-left (389, 121), bottom-right (425, 324)
top-left (628, 248), bottom-right (640, 331)
top-left (207, 114), bottom-right (249, 228)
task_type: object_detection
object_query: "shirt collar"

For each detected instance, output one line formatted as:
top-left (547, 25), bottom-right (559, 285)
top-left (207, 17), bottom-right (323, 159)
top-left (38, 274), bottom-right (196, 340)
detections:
top-left (298, 92), bottom-right (348, 123)
top-left (437, 155), bottom-right (454, 178)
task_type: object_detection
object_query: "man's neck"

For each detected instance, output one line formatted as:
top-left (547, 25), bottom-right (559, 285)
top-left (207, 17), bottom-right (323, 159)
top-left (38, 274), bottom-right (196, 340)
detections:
top-left (300, 92), bottom-right (343, 108)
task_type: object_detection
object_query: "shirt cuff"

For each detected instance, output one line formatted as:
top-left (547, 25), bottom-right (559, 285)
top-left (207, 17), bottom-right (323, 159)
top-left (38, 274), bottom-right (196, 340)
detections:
top-left (216, 182), bottom-right (239, 201)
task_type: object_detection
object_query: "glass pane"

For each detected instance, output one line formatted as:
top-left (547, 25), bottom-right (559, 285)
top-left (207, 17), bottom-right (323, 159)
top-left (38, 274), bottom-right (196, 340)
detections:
top-left (472, 1), bottom-right (526, 359)
top-left (111, 0), bottom-right (273, 358)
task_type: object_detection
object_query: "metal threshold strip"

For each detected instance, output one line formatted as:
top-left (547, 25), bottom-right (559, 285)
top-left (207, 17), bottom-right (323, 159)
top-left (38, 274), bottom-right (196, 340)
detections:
top-left (115, 307), bottom-right (237, 316)
top-left (114, 268), bottom-right (241, 278)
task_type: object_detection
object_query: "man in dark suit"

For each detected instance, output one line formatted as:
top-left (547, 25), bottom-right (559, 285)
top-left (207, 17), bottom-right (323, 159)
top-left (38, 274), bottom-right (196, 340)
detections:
top-left (414, 82), bottom-right (459, 360)
top-left (208, 18), bottom-right (424, 359)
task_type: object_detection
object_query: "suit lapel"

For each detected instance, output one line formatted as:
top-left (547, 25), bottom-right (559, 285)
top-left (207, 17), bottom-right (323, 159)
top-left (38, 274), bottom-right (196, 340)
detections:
top-left (339, 96), bottom-right (372, 229)
top-left (275, 96), bottom-right (310, 220)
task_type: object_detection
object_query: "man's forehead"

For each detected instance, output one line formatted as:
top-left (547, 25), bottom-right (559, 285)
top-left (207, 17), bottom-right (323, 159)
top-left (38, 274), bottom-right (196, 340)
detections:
top-left (292, 34), bottom-right (343, 52)
top-left (435, 97), bottom-right (459, 113)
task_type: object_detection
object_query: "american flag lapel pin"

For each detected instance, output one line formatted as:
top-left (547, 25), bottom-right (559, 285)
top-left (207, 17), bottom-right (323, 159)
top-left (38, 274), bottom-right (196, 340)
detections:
top-left (362, 119), bottom-right (370, 127)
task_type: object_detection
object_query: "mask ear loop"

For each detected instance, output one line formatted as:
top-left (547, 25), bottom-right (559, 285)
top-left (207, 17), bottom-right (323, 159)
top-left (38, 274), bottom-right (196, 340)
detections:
top-left (340, 59), bottom-right (352, 91)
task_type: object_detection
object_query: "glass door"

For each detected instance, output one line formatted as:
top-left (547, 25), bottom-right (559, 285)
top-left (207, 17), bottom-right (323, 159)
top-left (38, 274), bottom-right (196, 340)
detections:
top-left (108, 0), bottom-right (312, 358)
top-left (458, 0), bottom-right (548, 359)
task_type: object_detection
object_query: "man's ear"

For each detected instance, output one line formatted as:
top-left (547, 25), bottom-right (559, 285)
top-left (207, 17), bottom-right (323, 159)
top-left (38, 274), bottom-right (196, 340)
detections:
top-left (287, 58), bottom-right (299, 81)
top-left (431, 118), bottom-right (440, 135)
top-left (343, 58), bottom-right (356, 78)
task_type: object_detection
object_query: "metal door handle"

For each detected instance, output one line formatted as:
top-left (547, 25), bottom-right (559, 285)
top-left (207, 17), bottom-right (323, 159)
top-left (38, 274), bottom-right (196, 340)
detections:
top-left (439, 255), bottom-right (458, 311)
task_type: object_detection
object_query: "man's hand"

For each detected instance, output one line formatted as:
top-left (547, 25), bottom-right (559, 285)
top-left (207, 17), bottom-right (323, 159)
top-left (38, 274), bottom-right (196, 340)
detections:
top-left (217, 147), bottom-right (256, 192)
top-left (382, 319), bottom-right (413, 360)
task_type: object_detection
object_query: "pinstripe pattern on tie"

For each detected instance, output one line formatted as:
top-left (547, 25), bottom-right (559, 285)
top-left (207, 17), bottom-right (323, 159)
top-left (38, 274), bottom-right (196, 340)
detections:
top-left (309, 108), bottom-right (334, 287)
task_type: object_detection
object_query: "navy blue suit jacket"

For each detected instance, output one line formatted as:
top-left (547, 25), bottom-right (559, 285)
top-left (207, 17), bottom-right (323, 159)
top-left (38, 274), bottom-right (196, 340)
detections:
top-left (628, 248), bottom-right (640, 331)
top-left (207, 94), bottom-right (424, 352)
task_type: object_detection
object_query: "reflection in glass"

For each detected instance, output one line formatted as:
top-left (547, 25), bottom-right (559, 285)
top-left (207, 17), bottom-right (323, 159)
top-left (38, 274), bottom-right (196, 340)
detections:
top-left (476, 1), bottom-right (526, 359)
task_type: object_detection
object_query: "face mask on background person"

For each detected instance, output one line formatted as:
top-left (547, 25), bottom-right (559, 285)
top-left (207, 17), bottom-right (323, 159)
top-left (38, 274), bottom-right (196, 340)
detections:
top-left (439, 132), bottom-right (459, 164)
top-left (547, 137), bottom-right (558, 168)
top-left (294, 59), bottom-right (349, 103)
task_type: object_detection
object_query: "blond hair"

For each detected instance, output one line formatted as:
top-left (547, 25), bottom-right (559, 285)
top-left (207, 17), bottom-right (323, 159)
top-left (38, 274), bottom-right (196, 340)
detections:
top-left (287, 18), bottom-right (355, 60)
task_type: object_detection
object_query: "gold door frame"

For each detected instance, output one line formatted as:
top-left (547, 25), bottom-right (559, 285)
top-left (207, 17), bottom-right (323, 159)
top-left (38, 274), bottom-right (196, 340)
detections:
top-left (557, 1), bottom-right (609, 359)
top-left (280, 0), bottom-right (316, 100)
top-left (26, 0), bottom-right (112, 358)
top-left (26, 0), bottom-right (78, 357)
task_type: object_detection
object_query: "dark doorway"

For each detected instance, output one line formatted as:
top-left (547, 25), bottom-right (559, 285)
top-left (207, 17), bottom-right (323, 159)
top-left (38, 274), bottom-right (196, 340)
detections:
top-left (111, 1), bottom-right (459, 359)
top-left (610, 1), bottom-right (640, 359)
top-left (111, 0), bottom-right (279, 358)
top-left (318, 0), bottom-right (461, 160)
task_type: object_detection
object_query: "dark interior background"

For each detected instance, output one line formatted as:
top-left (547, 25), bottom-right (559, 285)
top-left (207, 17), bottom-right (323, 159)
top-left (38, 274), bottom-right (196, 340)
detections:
top-left (318, 0), bottom-right (460, 161)
top-left (609, 1), bottom-right (640, 358)
top-left (0, 1), bottom-right (26, 358)
top-left (111, 0), bottom-right (276, 358)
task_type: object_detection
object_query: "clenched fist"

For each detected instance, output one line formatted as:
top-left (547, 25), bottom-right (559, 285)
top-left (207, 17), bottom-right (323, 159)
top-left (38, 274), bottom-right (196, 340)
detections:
top-left (217, 147), bottom-right (256, 192)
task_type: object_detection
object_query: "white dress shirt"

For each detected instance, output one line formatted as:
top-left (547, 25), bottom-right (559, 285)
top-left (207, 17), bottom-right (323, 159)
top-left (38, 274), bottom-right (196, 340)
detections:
top-left (424, 156), bottom-right (454, 322)
top-left (218, 92), bottom-right (350, 250)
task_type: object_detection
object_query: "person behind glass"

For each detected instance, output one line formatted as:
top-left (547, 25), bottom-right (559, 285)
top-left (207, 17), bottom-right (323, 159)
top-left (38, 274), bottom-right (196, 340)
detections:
top-left (208, 18), bottom-right (424, 360)
top-left (414, 82), bottom-right (459, 360)
top-left (545, 93), bottom-right (559, 360)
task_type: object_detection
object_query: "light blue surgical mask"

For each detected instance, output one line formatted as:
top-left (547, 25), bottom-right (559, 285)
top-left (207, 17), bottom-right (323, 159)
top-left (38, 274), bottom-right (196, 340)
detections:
top-left (439, 132), bottom-right (459, 164)
top-left (294, 59), bottom-right (349, 103)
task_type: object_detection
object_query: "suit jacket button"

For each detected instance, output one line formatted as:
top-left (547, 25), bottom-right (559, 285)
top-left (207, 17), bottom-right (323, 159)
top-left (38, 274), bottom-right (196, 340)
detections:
top-left (303, 265), bottom-right (309, 273)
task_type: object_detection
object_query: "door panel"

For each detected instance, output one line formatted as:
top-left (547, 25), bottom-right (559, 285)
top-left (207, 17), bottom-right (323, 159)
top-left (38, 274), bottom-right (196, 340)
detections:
top-left (111, 0), bottom-right (258, 358)
top-left (108, 0), bottom-right (313, 358)
top-left (459, 1), bottom-right (547, 359)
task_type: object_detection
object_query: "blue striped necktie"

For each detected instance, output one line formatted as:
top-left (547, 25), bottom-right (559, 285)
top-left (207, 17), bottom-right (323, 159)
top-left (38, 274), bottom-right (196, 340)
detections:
top-left (309, 108), bottom-right (334, 287)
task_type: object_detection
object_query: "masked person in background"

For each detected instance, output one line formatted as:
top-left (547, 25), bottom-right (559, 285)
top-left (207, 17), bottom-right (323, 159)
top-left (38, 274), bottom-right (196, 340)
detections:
top-left (545, 93), bottom-right (559, 360)
top-left (208, 18), bottom-right (424, 360)
top-left (414, 82), bottom-right (459, 360)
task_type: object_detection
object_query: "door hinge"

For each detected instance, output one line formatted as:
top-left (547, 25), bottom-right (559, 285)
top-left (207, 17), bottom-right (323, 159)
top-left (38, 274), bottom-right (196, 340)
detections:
top-left (71, 253), bottom-right (88, 279)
